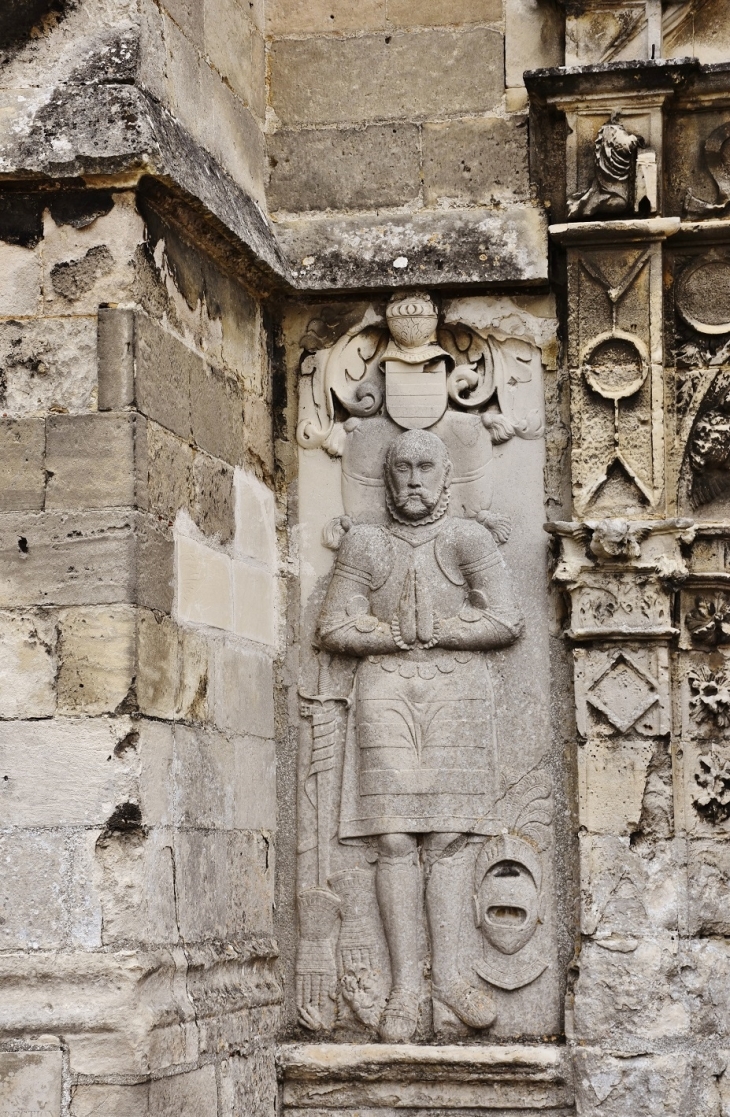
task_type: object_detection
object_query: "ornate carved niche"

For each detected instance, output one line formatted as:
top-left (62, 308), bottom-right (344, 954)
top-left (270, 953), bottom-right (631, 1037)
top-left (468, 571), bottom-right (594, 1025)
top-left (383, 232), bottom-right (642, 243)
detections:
top-left (291, 291), bottom-right (561, 1044)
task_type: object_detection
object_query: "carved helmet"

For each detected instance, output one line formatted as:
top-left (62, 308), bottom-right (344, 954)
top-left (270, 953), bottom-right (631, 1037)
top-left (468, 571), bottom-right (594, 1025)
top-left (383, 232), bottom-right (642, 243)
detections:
top-left (473, 834), bottom-right (543, 956)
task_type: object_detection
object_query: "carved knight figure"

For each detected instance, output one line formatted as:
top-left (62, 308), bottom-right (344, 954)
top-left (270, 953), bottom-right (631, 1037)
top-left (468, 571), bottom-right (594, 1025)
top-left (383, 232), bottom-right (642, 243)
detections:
top-left (315, 427), bottom-right (524, 1041)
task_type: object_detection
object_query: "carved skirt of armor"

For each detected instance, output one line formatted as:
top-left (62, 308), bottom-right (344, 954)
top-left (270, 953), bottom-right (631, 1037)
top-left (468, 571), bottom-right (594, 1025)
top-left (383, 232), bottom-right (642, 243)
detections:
top-left (338, 651), bottom-right (499, 838)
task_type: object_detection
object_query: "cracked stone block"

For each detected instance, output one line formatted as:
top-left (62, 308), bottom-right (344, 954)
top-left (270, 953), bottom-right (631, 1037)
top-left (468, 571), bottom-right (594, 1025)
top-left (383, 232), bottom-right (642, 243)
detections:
top-left (580, 834), bottom-right (681, 940)
top-left (574, 1049), bottom-right (689, 1117)
top-left (174, 829), bottom-right (274, 940)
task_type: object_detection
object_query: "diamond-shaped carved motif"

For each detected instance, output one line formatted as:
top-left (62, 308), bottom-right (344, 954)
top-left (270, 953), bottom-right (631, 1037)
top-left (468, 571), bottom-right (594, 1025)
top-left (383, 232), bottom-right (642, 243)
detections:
top-left (587, 651), bottom-right (660, 734)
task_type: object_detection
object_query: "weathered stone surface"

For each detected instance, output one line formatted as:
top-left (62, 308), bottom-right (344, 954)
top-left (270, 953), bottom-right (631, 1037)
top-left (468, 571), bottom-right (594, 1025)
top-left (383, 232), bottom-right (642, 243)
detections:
top-left (98, 307), bottom-right (135, 411)
top-left (267, 125), bottom-right (420, 213)
top-left (0, 608), bottom-right (57, 718)
top-left (204, 0), bottom-right (265, 117)
top-left (0, 829), bottom-right (99, 950)
top-left (0, 717), bottom-right (138, 827)
top-left (505, 0), bottom-right (564, 88)
top-left (45, 413), bottom-right (137, 511)
top-left (57, 605), bottom-right (136, 714)
top-left (148, 1065), bottom-right (218, 1115)
top-left (573, 1049), bottom-right (689, 1117)
top-left (210, 640), bottom-right (275, 739)
top-left (96, 826), bottom-right (178, 946)
top-left (578, 737), bottom-right (654, 835)
top-left (144, 420), bottom-right (194, 523)
top-left (580, 835), bottom-right (681, 941)
top-left (387, 0), bottom-right (501, 23)
top-left (190, 360), bottom-right (247, 467)
top-left (270, 29), bottom-right (504, 125)
top-left (0, 242), bottom-right (41, 315)
top-left (192, 451), bottom-right (235, 543)
top-left (422, 117), bottom-right (530, 205)
top-left (266, 0), bottom-right (385, 34)
top-left (70, 1082), bottom-right (150, 1117)
top-left (0, 511), bottom-right (136, 608)
top-left (219, 1049), bottom-right (278, 1117)
top-left (0, 1051), bottom-right (62, 1117)
top-left (0, 316), bottom-right (96, 416)
top-left (135, 314), bottom-right (196, 440)
top-left (0, 418), bottom-right (45, 511)
top-left (688, 839), bottom-right (730, 936)
top-left (276, 206), bottom-right (548, 289)
top-left (174, 829), bottom-right (274, 940)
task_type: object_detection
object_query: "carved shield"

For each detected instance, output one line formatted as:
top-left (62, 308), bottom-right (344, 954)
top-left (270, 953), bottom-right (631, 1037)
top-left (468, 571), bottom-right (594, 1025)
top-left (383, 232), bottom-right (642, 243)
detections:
top-left (385, 359), bottom-right (448, 430)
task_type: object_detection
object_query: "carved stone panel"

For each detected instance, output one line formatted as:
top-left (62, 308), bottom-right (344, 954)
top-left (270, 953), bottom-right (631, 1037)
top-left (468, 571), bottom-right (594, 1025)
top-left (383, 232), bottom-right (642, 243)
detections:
top-left (290, 291), bottom-right (561, 1043)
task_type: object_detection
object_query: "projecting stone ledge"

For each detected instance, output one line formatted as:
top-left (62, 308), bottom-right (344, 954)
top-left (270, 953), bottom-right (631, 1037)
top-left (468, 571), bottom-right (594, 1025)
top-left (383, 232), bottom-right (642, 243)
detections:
top-left (277, 1042), bottom-right (575, 1114)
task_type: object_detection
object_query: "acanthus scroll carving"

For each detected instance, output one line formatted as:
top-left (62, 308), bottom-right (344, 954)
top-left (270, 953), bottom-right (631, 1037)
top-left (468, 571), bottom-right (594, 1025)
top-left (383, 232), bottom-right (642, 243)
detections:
top-left (296, 292), bottom-right (544, 457)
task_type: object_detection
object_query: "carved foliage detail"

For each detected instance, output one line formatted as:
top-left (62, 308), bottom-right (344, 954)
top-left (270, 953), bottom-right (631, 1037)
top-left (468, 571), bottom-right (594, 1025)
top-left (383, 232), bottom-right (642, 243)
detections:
top-left (693, 751), bottom-right (730, 826)
top-left (688, 665), bottom-right (730, 730)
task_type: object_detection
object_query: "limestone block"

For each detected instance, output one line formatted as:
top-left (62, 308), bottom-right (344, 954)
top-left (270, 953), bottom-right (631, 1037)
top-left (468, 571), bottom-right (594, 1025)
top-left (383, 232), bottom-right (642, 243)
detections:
top-left (57, 605), bottom-right (135, 714)
top-left (573, 1049), bottom-right (689, 1117)
top-left (144, 420), bottom-right (194, 524)
top-left (235, 737), bottom-right (276, 831)
top-left (135, 314), bottom-right (195, 440)
top-left (96, 827), bottom-right (178, 946)
top-left (71, 1082), bottom-right (150, 1117)
top-left (0, 511), bottom-right (136, 607)
top-left (0, 316), bottom-right (96, 416)
top-left (688, 840), bottom-right (730, 936)
top-left (197, 1003), bottom-right (281, 1063)
top-left (267, 125), bottom-right (420, 213)
top-left (137, 609), bottom-right (178, 720)
top-left (505, 0), bottom-right (564, 88)
top-left (138, 719), bottom-right (175, 826)
top-left (387, 0), bottom-right (502, 24)
top-left (162, 0), bottom-right (204, 47)
top-left (192, 451), bottom-right (235, 543)
top-left (422, 117), bottom-right (529, 205)
top-left (176, 533), bottom-right (233, 631)
top-left (574, 646), bottom-right (670, 740)
top-left (190, 360), bottom-right (247, 468)
top-left (0, 242), bottom-right (41, 315)
top-left (45, 413), bottom-right (137, 511)
top-left (270, 29), bottom-right (504, 126)
top-left (42, 196), bottom-right (144, 314)
top-left (0, 717), bottom-right (138, 827)
top-left (173, 723), bottom-right (235, 828)
top-left (266, 0), bottom-right (385, 34)
top-left (148, 1064), bottom-right (217, 1116)
top-left (204, 0), bottom-right (265, 117)
top-left (232, 560), bottom-right (277, 646)
top-left (137, 514), bottom-right (175, 614)
top-left (0, 608), bottom-right (56, 718)
top-left (580, 835), bottom-right (681, 941)
top-left (0, 418), bottom-right (45, 511)
top-left (98, 307), bottom-right (135, 411)
top-left (0, 1051), bottom-right (62, 1117)
top-left (234, 467), bottom-right (277, 568)
top-left (573, 936), bottom-right (688, 1043)
top-left (578, 737), bottom-right (654, 835)
top-left (174, 829), bottom-right (274, 940)
top-left (680, 938), bottom-right (730, 1038)
top-left (0, 829), bottom-right (100, 950)
top-left (218, 1049), bottom-right (278, 1117)
top-left (243, 391), bottom-right (274, 477)
top-left (210, 640), bottom-right (275, 739)
top-left (178, 625), bottom-right (210, 721)
top-left (197, 64), bottom-right (267, 204)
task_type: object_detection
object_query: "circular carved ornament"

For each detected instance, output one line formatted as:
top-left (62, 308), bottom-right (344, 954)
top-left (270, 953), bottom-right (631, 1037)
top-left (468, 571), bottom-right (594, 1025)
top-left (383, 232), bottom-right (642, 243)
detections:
top-left (676, 255), bottom-right (730, 336)
top-left (580, 330), bottom-right (649, 401)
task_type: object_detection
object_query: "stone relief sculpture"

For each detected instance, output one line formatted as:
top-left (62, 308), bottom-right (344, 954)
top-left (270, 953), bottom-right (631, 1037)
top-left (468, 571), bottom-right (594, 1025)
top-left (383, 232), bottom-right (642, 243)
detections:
top-left (684, 120), bottom-right (730, 218)
top-left (294, 291), bottom-right (556, 1041)
top-left (567, 114), bottom-right (647, 220)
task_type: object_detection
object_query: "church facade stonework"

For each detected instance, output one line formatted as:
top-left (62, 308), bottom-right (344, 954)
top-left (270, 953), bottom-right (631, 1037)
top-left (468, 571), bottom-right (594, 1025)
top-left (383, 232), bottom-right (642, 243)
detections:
top-left (2, 0), bottom-right (730, 1115)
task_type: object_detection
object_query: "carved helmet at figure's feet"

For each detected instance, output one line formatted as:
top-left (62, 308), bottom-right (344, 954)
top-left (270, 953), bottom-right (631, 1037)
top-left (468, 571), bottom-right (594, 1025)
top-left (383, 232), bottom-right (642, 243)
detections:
top-left (433, 979), bottom-right (496, 1030)
top-left (378, 986), bottom-right (419, 1043)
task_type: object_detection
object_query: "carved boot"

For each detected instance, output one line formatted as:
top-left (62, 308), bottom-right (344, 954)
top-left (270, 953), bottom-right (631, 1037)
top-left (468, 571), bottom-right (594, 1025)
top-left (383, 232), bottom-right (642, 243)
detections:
top-left (426, 845), bottom-right (496, 1033)
top-left (376, 843), bottom-right (421, 1042)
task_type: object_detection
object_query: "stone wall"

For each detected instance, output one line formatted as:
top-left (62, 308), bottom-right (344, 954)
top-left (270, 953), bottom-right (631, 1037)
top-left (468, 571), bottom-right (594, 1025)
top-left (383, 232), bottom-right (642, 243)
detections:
top-left (1, 1), bottom-right (730, 1116)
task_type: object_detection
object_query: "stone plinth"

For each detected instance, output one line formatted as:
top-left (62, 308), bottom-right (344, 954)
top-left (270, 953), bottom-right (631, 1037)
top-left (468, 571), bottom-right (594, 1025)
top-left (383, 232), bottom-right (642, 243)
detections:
top-left (277, 1043), bottom-right (575, 1114)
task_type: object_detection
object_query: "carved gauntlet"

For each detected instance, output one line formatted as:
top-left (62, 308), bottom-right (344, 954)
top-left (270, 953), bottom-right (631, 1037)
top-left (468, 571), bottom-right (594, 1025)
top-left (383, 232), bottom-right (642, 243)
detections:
top-left (296, 888), bottom-right (341, 1031)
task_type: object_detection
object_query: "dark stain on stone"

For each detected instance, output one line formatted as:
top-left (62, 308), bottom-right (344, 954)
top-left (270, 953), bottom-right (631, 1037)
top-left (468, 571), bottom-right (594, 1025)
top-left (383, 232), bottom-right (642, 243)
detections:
top-left (48, 189), bottom-right (114, 229)
top-left (51, 243), bottom-right (114, 300)
top-left (0, 195), bottom-right (45, 249)
top-left (97, 801), bottom-right (145, 846)
top-left (0, 0), bottom-right (73, 51)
